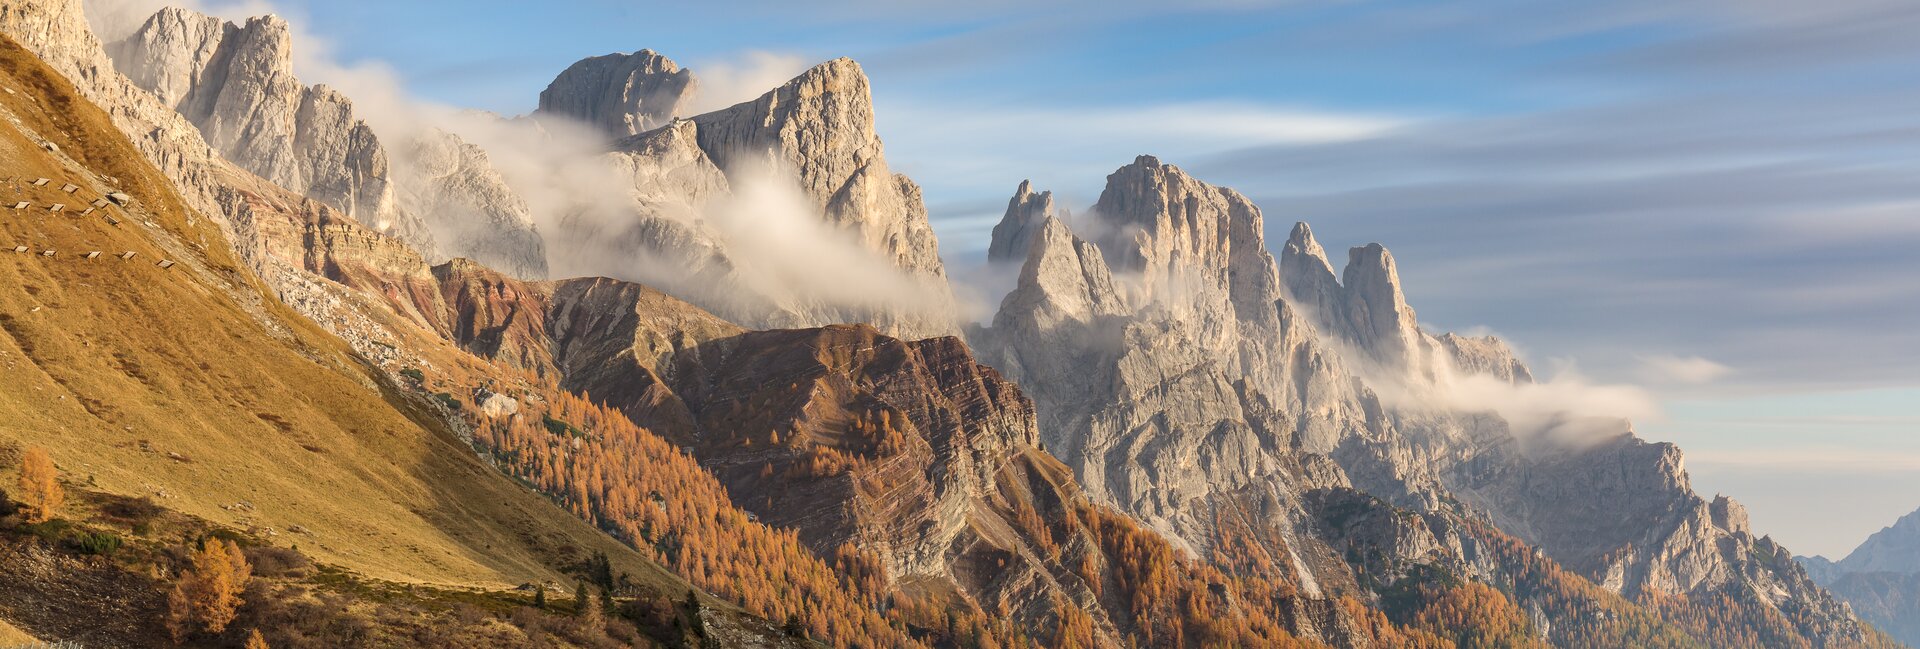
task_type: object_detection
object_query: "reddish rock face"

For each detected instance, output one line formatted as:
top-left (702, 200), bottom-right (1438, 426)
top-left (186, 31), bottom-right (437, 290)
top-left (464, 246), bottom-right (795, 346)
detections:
top-left (379, 263), bottom-right (1120, 639)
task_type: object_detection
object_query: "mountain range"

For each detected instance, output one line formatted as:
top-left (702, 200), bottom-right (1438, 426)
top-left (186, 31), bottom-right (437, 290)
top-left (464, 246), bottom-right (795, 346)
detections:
top-left (0, 0), bottom-right (1907, 646)
top-left (1799, 507), bottom-right (1920, 647)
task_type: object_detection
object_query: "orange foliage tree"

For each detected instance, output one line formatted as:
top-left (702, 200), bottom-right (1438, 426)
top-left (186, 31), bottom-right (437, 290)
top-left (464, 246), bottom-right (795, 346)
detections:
top-left (472, 387), bottom-right (922, 648)
top-left (17, 446), bottom-right (62, 523)
top-left (166, 538), bottom-right (253, 643)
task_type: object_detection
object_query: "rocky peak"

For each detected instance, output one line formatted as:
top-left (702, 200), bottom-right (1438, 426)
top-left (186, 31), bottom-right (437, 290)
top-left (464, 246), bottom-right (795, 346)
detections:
top-left (1284, 221), bottom-right (1333, 273)
top-left (689, 57), bottom-right (877, 185)
top-left (1086, 155), bottom-right (1281, 324)
top-left (1001, 199), bottom-right (1127, 328)
top-left (1340, 243), bottom-right (1427, 369)
top-left (1836, 506), bottom-right (1920, 574)
top-left (535, 48), bottom-right (693, 138)
top-left (1709, 494), bottom-right (1752, 536)
top-left (106, 7), bottom-right (438, 253)
top-left (1280, 221), bottom-right (1342, 322)
top-left (687, 57), bottom-right (925, 258)
top-left (104, 6), bottom-right (223, 108)
top-left (1436, 332), bottom-right (1534, 384)
top-left (599, 55), bottom-right (955, 337)
top-left (987, 179), bottom-right (1057, 264)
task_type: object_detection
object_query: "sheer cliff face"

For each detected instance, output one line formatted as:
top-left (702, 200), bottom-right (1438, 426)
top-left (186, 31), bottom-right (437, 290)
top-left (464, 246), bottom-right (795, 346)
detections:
top-left (107, 10), bottom-right (431, 248)
top-left (687, 58), bottom-right (946, 283)
top-left (973, 160), bottom-right (1395, 628)
top-left (536, 49), bottom-right (691, 137)
top-left (974, 155), bottom-right (1865, 641)
top-left (538, 53), bottom-right (959, 339)
top-left (102, 6), bottom-right (549, 279)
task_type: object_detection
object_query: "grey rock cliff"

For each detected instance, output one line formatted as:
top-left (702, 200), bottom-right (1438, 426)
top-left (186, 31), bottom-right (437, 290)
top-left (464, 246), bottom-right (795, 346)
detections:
top-left (548, 56), bottom-right (958, 339)
top-left (974, 157), bottom-right (1374, 571)
top-left (107, 9), bottom-right (435, 251)
top-left (973, 154), bottom-right (1871, 644)
top-left (1797, 506), bottom-right (1920, 646)
top-left (688, 58), bottom-right (947, 285)
top-left (103, 6), bottom-right (565, 278)
top-left (535, 49), bottom-right (692, 137)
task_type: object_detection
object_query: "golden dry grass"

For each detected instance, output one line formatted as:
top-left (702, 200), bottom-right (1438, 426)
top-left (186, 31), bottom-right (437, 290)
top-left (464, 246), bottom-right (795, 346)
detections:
top-left (0, 34), bottom-right (682, 593)
top-left (0, 618), bottom-right (37, 645)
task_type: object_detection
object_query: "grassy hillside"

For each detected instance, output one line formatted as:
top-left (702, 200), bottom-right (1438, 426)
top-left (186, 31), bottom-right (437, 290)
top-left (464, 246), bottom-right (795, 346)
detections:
top-left (0, 32), bottom-right (679, 596)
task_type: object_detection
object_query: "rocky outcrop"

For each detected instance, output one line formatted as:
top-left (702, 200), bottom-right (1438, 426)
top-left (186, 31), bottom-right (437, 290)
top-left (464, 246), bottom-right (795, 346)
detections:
top-left (396, 128), bottom-right (547, 278)
top-left (970, 161), bottom-right (1413, 646)
top-left (986, 180), bottom-right (1057, 264)
top-left (545, 56), bottom-right (958, 339)
top-left (688, 58), bottom-right (948, 291)
top-left (107, 9), bottom-right (435, 251)
top-left (1437, 332), bottom-right (1533, 384)
top-left (976, 158), bottom-right (1369, 550)
top-left (972, 155), bottom-right (1876, 645)
top-left (533, 49), bottom-right (691, 138)
top-left (535, 48), bottom-right (692, 137)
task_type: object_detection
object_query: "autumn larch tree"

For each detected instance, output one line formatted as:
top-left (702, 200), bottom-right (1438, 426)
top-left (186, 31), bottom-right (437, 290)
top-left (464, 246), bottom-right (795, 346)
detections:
top-left (166, 538), bottom-right (253, 643)
top-left (17, 446), bottom-right (62, 524)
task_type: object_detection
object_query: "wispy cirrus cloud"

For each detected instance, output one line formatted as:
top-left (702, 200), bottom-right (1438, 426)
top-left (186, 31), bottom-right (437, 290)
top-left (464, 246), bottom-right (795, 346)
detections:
top-left (1637, 355), bottom-right (1733, 385)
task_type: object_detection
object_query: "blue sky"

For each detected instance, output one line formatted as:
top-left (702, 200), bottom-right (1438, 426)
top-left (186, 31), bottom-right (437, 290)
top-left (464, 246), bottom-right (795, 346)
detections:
top-left (100, 0), bottom-right (1920, 558)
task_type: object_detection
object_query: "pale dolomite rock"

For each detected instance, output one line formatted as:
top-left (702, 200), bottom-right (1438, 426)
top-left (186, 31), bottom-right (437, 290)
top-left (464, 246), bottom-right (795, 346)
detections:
top-left (973, 158), bottom-right (1373, 565)
top-left (972, 154), bottom-right (1866, 641)
top-left (1437, 332), bottom-right (1533, 384)
top-left (1339, 243), bottom-right (1436, 377)
top-left (107, 8), bottom-right (437, 253)
top-left (688, 59), bottom-right (948, 289)
top-left (479, 393), bottom-right (519, 418)
top-left (986, 180), bottom-right (1057, 264)
top-left (536, 49), bottom-right (692, 137)
top-left (397, 128), bottom-right (547, 278)
top-left (547, 56), bottom-right (958, 339)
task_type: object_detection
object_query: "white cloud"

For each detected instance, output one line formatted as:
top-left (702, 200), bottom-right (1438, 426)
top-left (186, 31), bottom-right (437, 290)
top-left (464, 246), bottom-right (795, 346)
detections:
top-left (685, 51), bottom-right (810, 115)
top-left (1400, 355), bottom-right (1662, 447)
top-left (1637, 354), bottom-right (1734, 384)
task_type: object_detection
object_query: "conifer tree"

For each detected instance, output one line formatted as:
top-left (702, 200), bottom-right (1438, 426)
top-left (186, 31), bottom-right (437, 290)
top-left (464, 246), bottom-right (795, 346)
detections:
top-left (17, 447), bottom-right (62, 524)
top-left (166, 539), bottom-right (252, 643)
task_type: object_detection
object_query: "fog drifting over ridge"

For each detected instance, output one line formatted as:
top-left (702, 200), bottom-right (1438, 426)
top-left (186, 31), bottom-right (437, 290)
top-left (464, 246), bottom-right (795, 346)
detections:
top-left (86, 0), bottom-right (957, 329)
top-left (79, 0), bottom-right (1919, 558)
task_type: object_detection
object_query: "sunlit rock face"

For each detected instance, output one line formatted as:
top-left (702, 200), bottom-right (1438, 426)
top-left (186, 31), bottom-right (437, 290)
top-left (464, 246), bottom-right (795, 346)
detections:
top-left (970, 154), bottom-right (1863, 641)
top-left (108, 9), bottom-right (433, 251)
top-left (540, 54), bottom-right (960, 339)
top-left (106, 6), bottom-right (556, 278)
top-left (536, 49), bottom-right (692, 138)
